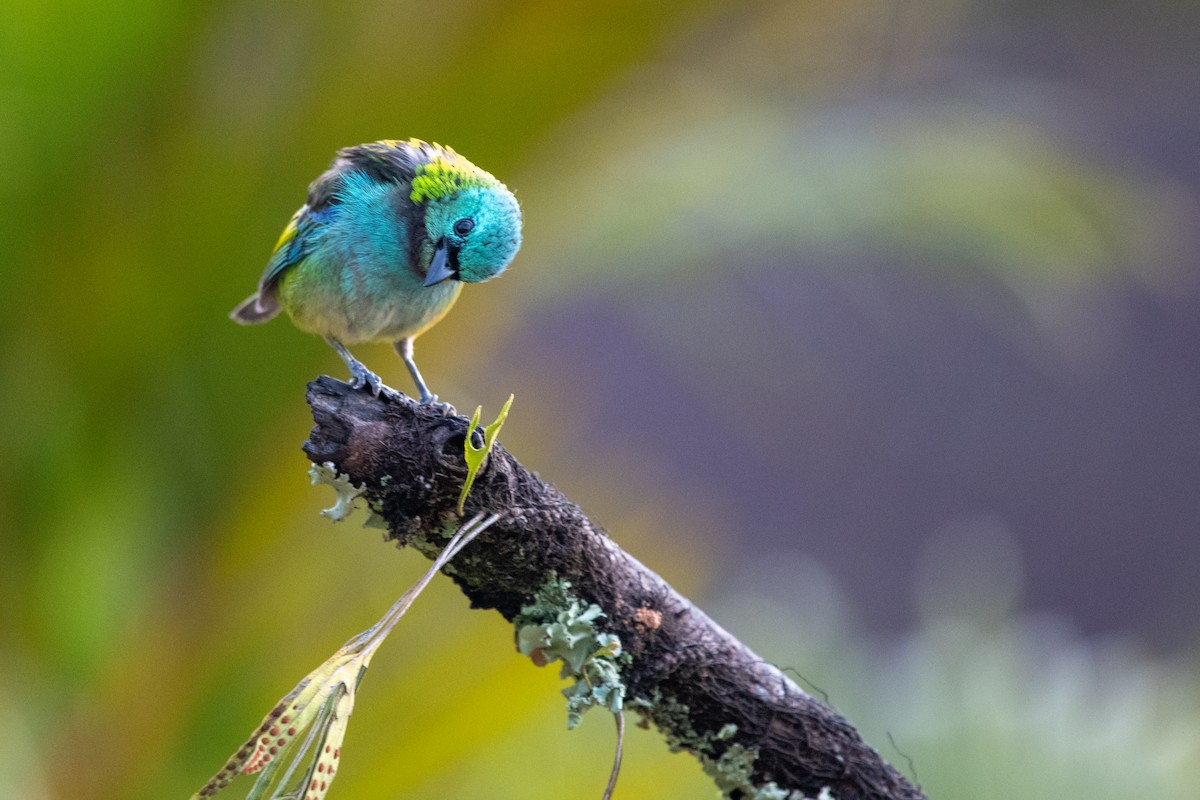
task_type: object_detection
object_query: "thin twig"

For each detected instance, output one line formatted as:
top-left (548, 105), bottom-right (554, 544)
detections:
top-left (601, 712), bottom-right (625, 800)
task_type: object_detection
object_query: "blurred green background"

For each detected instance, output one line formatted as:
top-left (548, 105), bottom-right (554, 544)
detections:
top-left (2, 1), bottom-right (1199, 797)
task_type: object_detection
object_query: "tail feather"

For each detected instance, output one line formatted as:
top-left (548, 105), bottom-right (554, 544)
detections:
top-left (230, 291), bottom-right (281, 325)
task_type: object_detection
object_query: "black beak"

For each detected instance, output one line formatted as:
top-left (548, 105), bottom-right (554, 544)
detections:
top-left (424, 238), bottom-right (459, 287)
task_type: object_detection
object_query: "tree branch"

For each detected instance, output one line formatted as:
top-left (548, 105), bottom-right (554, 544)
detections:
top-left (302, 376), bottom-right (924, 800)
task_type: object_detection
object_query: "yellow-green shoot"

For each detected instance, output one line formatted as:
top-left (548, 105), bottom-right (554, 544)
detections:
top-left (458, 394), bottom-right (514, 515)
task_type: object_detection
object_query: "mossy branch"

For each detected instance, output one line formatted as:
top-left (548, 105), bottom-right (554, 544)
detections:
top-left (302, 376), bottom-right (925, 800)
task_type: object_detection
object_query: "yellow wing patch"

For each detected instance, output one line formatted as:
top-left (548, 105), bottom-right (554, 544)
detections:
top-left (273, 207), bottom-right (305, 254)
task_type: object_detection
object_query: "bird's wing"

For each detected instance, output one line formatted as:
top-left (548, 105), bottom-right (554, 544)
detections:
top-left (228, 202), bottom-right (331, 325)
top-left (247, 140), bottom-right (442, 307)
top-left (259, 204), bottom-right (322, 290)
top-left (256, 138), bottom-right (428, 291)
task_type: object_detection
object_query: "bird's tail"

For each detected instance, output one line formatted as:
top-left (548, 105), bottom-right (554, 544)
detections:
top-left (229, 291), bottom-right (281, 325)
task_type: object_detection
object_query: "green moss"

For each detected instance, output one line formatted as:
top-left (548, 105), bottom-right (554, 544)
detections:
top-left (636, 690), bottom-right (698, 753)
top-left (709, 743), bottom-right (756, 795)
top-left (636, 690), bottom-right (823, 799)
top-left (704, 742), bottom-right (820, 800)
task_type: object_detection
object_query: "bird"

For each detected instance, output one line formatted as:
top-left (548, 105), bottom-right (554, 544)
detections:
top-left (231, 138), bottom-right (522, 404)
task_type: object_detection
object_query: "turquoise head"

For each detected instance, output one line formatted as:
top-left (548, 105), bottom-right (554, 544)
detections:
top-left (411, 149), bottom-right (522, 286)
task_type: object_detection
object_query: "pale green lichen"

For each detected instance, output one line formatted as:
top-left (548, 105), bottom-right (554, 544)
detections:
top-left (309, 462), bottom-right (386, 528)
top-left (514, 579), bottom-right (626, 728)
top-left (709, 742), bottom-right (757, 794)
top-left (715, 723), bottom-right (739, 741)
top-left (636, 692), bottom-right (815, 799)
top-left (705, 743), bottom-right (809, 800)
top-left (752, 782), bottom-right (802, 800)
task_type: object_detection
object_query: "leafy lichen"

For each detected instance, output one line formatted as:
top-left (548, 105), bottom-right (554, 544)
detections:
top-left (308, 462), bottom-right (386, 528)
top-left (514, 579), bottom-right (625, 728)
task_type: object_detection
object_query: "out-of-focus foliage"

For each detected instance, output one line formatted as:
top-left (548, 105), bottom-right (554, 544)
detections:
top-left (2, 1), bottom-right (1198, 798)
top-left (718, 537), bottom-right (1200, 799)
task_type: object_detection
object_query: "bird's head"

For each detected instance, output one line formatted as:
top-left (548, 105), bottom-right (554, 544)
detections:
top-left (413, 155), bottom-right (522, 287)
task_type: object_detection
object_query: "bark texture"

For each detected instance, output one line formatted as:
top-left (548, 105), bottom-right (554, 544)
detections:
top-left (303, 377), bottom-right (925, 800)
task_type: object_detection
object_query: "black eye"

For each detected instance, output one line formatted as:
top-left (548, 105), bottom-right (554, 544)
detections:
top-left (453, 218), bottom-right (475, 236)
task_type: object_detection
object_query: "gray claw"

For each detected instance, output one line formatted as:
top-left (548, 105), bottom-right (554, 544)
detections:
top-left (421, 395), bottom-right (456, 415)
top-left (327, 337), bottom-right (387, 396)
top-left (346, 363), bottom-right (383, 396)
top-left (365, 372), bottom-right (384, 397)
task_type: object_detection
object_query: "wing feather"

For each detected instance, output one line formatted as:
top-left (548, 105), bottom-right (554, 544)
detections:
top-left (231, 140), bottom-right (447, 325)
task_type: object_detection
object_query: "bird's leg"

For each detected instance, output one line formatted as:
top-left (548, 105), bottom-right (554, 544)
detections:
top-left (395, 338), bottom-right (452, 412)
top-left (394, 337), bottom-right (436, 403)
top-left (325, 337), bottom-right (384, 396)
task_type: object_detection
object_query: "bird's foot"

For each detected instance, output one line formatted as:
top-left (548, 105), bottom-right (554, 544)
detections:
top-left (327, 337), bottom-right (401, 399)
top-left (419, 393), bottom-right (456, 416)
top-left (347, 363), bottom-right (386, 397)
